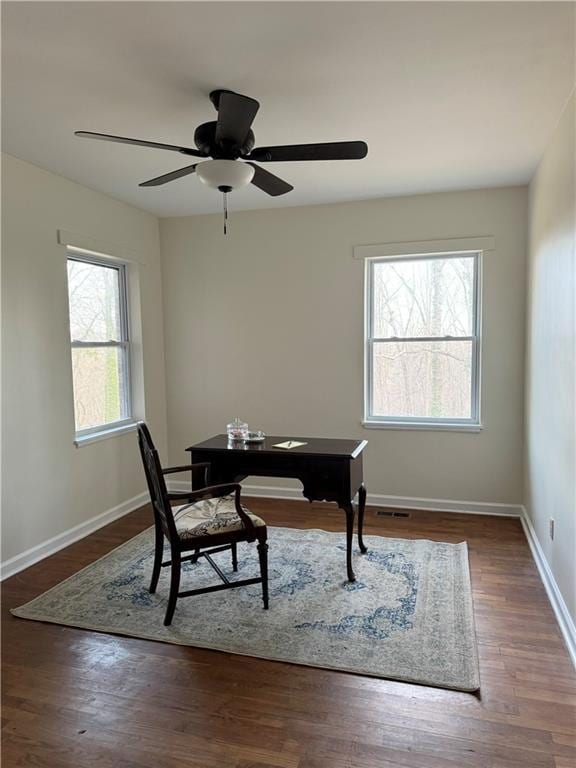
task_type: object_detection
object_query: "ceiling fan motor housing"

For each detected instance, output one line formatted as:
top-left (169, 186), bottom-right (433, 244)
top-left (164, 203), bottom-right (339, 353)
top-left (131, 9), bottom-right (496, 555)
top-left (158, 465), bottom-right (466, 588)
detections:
top-left (194, 121), bottom-right (255, 159)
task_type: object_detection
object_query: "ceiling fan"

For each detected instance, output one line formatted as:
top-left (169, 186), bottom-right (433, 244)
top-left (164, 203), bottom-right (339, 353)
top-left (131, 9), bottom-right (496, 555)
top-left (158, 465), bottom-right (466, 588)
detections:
top-left (75, 89), bottom-right (368, 231)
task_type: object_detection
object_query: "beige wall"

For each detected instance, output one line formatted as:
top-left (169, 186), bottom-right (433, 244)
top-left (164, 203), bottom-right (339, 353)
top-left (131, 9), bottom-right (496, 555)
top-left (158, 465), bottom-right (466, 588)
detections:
top-left (1, 154), bottom-right (167, 563)
top-left (525, 94), bottom-right (576, 623)
top-left (160, 186), bottom-right (527, 505)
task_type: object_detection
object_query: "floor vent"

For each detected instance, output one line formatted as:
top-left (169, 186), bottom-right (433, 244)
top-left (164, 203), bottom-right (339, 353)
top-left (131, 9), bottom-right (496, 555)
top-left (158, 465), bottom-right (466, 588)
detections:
top-left (375, 510), bottom-right (411, 518)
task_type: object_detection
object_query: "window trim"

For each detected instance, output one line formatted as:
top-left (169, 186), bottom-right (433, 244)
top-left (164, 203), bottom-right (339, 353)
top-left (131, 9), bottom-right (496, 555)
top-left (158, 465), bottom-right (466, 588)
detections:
top-left (67, 250), bottom-right (135, 441)
top-left (73, 420), bottom-right (138, 448)
top-left (363, 250), bottom-right (483, 430)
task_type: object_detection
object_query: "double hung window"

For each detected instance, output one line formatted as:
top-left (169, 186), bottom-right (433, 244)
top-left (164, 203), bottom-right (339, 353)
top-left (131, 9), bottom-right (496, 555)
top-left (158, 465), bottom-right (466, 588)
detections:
top-left (365, 252), bottom-right (481, 428)
top-left (67, 252), bottom-right (132, 438)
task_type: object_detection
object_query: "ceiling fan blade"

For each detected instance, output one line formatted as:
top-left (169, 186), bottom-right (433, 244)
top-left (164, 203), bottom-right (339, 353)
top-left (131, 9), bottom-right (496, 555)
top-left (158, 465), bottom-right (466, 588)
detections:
top-left (75, 131), bottom-right (206, 157)
top-left (247, 141), bottom-right (368, 163)
top-left (139, 164), bottom-right (198, 187)
top-left (215, 92), bottom-right (260, 148)
top-left (246, 163), bottom-right (293, 196)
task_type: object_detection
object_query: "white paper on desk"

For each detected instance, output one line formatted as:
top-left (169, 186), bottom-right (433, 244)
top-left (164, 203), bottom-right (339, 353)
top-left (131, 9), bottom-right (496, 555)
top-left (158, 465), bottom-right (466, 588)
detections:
top-left (273, 441), bottom-right (308, 450)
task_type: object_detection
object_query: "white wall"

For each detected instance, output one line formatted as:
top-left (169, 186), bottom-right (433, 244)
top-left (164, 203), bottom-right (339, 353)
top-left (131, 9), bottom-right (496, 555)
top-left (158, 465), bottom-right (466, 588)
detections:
top-left (1, 154), bottom-right (167, 564)
top-left (525, 94), bottom-right (576, 623)
top-left (160, 186), bottom-right (527, 506)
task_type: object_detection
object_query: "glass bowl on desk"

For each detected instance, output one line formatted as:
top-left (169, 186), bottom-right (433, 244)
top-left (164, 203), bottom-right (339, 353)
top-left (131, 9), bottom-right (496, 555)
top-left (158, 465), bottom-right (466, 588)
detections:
top-left (243, 430), bottom-right (266, 444)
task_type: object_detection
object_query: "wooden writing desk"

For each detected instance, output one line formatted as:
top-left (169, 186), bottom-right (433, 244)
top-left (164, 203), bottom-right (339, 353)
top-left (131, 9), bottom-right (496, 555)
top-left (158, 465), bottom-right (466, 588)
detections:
top-left (187, 435), bottom-right (368, 581)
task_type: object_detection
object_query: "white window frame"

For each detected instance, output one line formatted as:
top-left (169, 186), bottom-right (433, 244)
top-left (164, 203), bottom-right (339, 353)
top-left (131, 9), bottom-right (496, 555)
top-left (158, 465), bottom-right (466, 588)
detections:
top-left (363, 250), bottom-right (482, 431)
top-left (67, 250), bottom-right (135, 442)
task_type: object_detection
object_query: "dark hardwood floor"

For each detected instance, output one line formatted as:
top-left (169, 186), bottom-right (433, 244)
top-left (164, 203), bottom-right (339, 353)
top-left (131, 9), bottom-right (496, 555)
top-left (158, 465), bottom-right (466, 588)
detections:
top-left (2, 499), bottom-right (575, 768)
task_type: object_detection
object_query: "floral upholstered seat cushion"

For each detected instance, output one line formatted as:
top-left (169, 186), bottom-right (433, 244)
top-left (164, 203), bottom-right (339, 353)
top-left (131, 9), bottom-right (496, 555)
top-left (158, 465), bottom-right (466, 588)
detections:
top-left (172, 495), bottom-right (265, 540)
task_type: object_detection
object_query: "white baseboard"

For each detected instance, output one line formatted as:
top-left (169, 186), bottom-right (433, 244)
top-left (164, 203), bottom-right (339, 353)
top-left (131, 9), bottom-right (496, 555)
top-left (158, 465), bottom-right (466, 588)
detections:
top-left (168, 480), bottom-right (522, 517)
top-left (520, 506), bottom-right (576, 668)
top-left (1, 491), bottom-right (149, 581)
top-left (365, 493), bottom-right (522, 517)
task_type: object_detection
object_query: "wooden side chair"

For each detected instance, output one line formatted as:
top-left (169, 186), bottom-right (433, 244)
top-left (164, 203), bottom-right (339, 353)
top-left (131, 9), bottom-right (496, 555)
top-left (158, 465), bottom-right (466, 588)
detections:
top-left (137, 422), bottom-right (269, 625)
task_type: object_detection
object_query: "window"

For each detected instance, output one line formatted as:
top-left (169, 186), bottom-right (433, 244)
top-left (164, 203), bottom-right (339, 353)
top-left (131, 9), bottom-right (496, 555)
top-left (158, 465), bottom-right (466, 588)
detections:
top-left (364, 252), bottom-right (481, 428)
top-left (67, 252), bottom-right (133, 438)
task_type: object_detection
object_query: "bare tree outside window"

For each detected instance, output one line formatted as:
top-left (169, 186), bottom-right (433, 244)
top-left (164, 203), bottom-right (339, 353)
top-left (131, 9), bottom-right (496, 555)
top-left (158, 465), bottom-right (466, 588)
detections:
top-left (67, 254), bottom-right (132, 435)
top-left (365, 253), bottom-right (480, 425)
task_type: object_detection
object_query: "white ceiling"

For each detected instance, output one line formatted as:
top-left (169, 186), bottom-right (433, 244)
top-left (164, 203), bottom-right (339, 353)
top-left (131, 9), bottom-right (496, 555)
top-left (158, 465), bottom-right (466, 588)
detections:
top-left (2, 2), bottom-right (574, 217)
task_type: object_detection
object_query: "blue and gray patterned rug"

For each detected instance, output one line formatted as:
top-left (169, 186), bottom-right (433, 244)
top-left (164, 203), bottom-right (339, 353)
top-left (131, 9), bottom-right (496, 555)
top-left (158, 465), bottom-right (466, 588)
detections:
top-left (12, 526), bottom-right (480, 691)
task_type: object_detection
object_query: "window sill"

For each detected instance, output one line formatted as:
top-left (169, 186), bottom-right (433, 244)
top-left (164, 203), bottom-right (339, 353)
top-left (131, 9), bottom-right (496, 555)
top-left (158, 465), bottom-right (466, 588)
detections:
top-left (74, 421), bottom-right (138, 447)
top-left (361, 420), bottom-right (483, 433)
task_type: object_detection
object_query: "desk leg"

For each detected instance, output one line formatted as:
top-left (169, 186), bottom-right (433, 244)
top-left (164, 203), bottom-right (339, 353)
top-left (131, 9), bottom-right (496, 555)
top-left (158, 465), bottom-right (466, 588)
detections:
top-left (342, 503), bottom-right (356, 582)
top-left (358, 483), bottom-right (367, 554)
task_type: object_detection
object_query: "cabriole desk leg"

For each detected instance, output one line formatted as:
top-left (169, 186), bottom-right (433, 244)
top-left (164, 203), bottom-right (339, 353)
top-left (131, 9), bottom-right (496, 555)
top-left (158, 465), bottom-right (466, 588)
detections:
top-left (358, 483), bottom-right (367, 554)
top-left (341, 502), bottom-right (356, 582)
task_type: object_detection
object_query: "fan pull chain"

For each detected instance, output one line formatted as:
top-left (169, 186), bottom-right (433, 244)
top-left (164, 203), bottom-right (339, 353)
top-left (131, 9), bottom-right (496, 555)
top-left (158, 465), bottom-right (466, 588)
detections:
top-left (223, 191), bottom-right (228, 235)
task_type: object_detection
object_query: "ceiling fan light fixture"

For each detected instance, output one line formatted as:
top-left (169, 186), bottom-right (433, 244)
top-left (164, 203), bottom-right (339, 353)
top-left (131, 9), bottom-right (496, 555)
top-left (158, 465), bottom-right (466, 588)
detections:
top-left (195, 159), bottom-right (254, 191)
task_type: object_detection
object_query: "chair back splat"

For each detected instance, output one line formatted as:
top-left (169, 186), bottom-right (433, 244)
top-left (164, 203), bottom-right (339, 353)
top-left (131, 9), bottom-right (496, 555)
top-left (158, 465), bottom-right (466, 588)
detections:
top-left (137, 422), bottom-right (179, 543)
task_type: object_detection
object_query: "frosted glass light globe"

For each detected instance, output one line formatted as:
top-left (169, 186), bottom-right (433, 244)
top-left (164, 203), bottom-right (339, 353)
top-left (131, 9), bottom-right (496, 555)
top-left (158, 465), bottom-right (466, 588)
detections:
top-left (195, 160), bottom-right (255, 191)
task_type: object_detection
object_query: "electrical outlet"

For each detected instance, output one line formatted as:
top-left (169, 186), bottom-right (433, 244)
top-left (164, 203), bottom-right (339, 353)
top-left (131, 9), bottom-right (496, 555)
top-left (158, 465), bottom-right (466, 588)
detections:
top-left (549, 518), bottom-right (555, 540)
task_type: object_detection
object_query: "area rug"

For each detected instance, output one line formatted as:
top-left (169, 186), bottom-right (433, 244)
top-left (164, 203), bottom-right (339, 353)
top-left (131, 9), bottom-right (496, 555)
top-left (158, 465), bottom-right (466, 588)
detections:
top-left (12, 526), bottom-right (480, 691)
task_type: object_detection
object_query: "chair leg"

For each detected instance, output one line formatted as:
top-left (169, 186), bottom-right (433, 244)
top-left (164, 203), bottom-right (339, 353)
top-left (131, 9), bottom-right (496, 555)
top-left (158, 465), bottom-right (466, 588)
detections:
top-left (231, 541), bottom-right (238, 572)
top-left (164, 551), bottom-right (181, 626)
top-left (149, 521), bottom-right (164, 594)
top-left (257, 538), bottom-right (269, 610)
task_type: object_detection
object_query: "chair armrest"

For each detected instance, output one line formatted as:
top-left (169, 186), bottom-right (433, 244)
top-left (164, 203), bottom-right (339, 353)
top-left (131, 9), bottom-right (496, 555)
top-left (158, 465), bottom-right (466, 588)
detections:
top-left (163, 462), bottom-right (210, 490)
top-left (169, 483), bottom-right (256, 536)
top-left (162, 462), bottom-right (210, 475)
